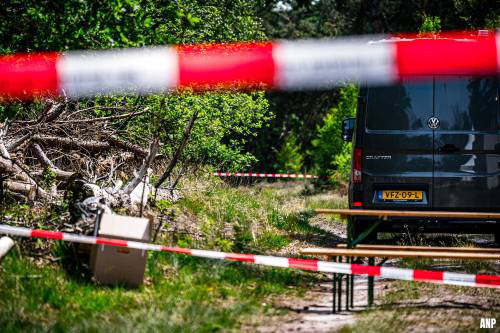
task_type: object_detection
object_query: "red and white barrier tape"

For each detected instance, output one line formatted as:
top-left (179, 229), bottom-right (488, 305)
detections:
top-left (1, 224), bottom-right (499, 289)
top-left (0, 31), bottom-right (498, 99)
top-left (211, 172), bottom-right (318, 179)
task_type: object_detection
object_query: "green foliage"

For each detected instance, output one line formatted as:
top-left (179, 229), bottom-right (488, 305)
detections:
top-left (257, 232), bottom-right (290, 250)
top-left (333, 143), bottom-right (353, 182)
top-left (311, 85), bottom-right (358, 181)
top-left (0, 0), bottom-right (267, 54)
top-left (0, 1), bottom-right (272, 172)
top-left (41, 168), bottom-right (57, 188)
top-left (275, 132), bottom-right (304, 173)
top-left (419, 16), bottom-right (442, 33)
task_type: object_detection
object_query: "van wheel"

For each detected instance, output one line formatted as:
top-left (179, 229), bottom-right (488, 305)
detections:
top-left (351, 219), bottom-right (378, 244)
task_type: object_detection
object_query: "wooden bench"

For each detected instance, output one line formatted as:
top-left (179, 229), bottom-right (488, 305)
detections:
top-left (334, 244), bottom-right (500, 252)
top-left (300, 244), bottom-right (500, 312)
top-left (307, 208), bottom-right (500, 312)
top-left (301, 247), bottom-right (500, 260)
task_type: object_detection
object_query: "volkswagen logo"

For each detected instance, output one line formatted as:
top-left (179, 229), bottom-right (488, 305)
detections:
top-left (427, 117), bottom-right (440, 129)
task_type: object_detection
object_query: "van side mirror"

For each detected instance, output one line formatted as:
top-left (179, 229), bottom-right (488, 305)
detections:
top-left (342, 118), bottom-right (355, 142)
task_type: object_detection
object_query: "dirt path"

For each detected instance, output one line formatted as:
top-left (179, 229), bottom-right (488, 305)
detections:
top-left (253, 275), bottom-right (388, 333)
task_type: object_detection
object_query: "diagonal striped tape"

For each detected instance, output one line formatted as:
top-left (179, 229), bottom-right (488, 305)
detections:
top-left (0, 224), bottom-right (499, 288)
top-left (210, 172), bottom-right (319, 179)
top-left (0, 31), bottom-right (498, 99)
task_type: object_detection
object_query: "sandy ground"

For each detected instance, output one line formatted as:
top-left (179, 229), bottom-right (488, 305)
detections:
top-left (252, 275), bottom-right (385, 333)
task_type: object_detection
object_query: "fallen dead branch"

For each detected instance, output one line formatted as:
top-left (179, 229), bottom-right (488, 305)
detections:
top-left (1, 99), bottom-right (191, 213)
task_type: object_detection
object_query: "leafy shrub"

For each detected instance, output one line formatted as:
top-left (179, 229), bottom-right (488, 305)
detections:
top-left (419, 16), bottom-right (441, 33)
top-left (311, 85), bottom-right (358, 183)
top-left (275, 132), bottom-right (304, 173)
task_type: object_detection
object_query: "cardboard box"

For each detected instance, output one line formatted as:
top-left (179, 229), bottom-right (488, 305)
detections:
top-left (90, 213), bottom-right (151, 287)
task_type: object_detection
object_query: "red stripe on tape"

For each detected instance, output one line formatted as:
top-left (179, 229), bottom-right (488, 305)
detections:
top-left (225, 253), bottom-right (255, 263)
top-left (351, 264), bottom-right (381, 276)
top-left (177, 42), bottom-right (276, 90)
top-left (96, 238), bottom-right (127, 247)
top-left (475, 274), bottom-right (500, 287)
top-left (162, 247), bottom-right (192, 255)
top-left (413, 269), bottom-right (444, 282)
top-left (0, 53), bottom-right (59, 99)
top-left (289, 258), bottom-right (318, 271)
top-left (395, 35), bottom-right (498, 76)
top-left (31, 230), bottom-right (63, 240)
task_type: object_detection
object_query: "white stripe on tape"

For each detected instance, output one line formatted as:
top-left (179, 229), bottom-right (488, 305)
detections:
top-left (317, 261), bottom-right (351, 274)
top-left (127, 240), bottom-right (160, 251)
top-left (58, 47), bottom-right (178, 97)
top-left (274, 37), bottom-right (397, 89)
top-left (381, 267), bottom-right (414, 281)
top-left (191, 249), bottom-right (226, 259)
top-left (0, 225), bottom-right (31, 237)
top-left (63, 233), bottom-right (96, 245)
top-left (443, 272), bottom-right (477, 286)
top-left (254, 255), bottom-right (289, 268)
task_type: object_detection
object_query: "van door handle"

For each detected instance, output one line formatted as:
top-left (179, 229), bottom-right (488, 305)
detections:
top-left (439, 144), bottom-right (460, 153)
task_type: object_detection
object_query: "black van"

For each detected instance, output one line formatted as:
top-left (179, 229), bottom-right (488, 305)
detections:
top-left (342, 75), bottom-right (500, 242)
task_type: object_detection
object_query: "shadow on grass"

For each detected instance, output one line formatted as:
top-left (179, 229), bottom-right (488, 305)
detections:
top-left (380, 300), bottom-right (498, 311)
top-left (279, 210), bottom-right (347, 248)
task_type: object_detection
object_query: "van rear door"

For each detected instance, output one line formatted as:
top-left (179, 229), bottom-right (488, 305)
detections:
top-left (363, 78), bottom-right (434, 209)
top-left (433, 76), bottom-right (500, 211)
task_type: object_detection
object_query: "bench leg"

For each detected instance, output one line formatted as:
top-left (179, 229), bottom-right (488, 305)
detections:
top-left (346, 257), bottom-right (350, 311)
top-left (331, 256), bottom-right (336, 314)
top-left (350, 269), bottom-right (354, 308)
top-left (368, 257), bottom-right (374, 307)
top-left (338, 257), bottom-right (342, 312)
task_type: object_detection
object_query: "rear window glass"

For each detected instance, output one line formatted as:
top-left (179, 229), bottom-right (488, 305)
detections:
top-left (366, 79), bottom-right (433, 130)
top-left (435, 76), bottom-right (499, 132)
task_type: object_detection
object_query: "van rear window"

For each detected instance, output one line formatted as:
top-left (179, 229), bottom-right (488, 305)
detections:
top-left (435, 76), bottom-right (499, 132)
top-left (366, 79), bottom-right (433, 130)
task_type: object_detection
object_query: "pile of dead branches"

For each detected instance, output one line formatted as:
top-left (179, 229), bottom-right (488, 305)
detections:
top-left (0, 98), bottom-right (194, 214)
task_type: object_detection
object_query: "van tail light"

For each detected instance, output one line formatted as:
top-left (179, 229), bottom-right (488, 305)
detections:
top-left (353, 147), bottom-right (362, 184)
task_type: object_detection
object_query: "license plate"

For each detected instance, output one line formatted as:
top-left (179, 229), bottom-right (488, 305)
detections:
top-left (381, 190), bottom-right (423, 201)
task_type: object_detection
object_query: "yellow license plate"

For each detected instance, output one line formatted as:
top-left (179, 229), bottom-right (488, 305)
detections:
top-left (381, 190), bottom-right (423, 201)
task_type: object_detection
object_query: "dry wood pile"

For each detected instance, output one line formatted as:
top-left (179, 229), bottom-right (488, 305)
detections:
top-left (0, 98), bottom-right (189, 218)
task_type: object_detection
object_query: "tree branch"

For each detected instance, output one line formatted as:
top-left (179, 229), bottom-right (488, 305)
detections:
top-left (6, 133), bottom-right (32, 152)
top-left (123, 138), bottom-right (160, 195)
top-left (33, 135), bottom-right (111, 152)
top-left (31, 143), bottom-right (74, 180)
top-left (0, 156), bottom-right (49, 198)
top-left (31, 143), bottom-right (57, 169)
top-left (54, 108), bottom-right (149, 124)
top-left (107, 136), bottom-right (148, 158)
top-left (155, 110), bottom-right (199, 189)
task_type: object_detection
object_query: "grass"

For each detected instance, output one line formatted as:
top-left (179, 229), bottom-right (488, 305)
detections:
top-left (174, 178), bottom-right (348, 253)
top-left (1, 178), bottom-right (343, 332)
top-left (0, 247), bottom-right (315, 332)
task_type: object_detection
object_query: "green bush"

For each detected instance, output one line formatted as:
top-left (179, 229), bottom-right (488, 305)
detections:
top-left (275, 132), bottom-right (304, 173)
top-left (311, 85), bottom-right (358, 183)
top-left (419, 16), bottom-right (441, 33)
